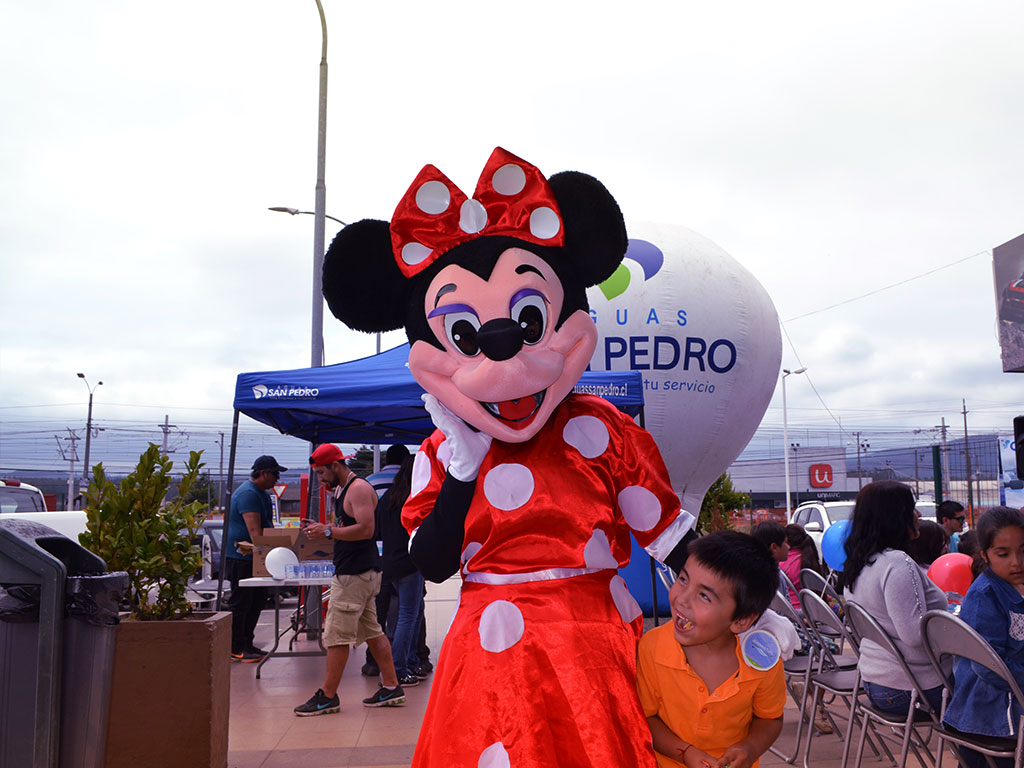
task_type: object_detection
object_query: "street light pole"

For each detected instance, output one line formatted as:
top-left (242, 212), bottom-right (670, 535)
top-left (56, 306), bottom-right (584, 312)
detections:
top-left (76, 373), bottom-right (102, 488)
top-left (268, 207), bottom-right (345, 226)
top-left (312, 0), bottom-right (328, 370)
top-left (782, 367), bottom-right (806, 515)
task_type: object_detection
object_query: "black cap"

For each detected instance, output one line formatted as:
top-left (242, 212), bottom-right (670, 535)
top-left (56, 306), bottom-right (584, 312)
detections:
top-left (252, 455), bottom-right (287, 473)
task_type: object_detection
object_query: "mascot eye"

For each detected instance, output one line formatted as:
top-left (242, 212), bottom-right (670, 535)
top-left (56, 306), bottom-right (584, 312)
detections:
top-left (511, 294), bottom-right (547, 345)
top-left (443, 311), bottom-right (481, 356)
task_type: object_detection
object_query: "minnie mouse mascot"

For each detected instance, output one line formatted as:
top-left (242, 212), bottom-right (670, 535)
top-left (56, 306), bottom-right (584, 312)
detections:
top-left (324, 148), bottom-right (696, 767)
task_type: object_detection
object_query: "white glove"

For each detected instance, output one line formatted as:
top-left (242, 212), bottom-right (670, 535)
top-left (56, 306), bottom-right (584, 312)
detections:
top-left (740, 608), bottom-right (801, 662)
top-left (422, 394), bottom-right (493, 481)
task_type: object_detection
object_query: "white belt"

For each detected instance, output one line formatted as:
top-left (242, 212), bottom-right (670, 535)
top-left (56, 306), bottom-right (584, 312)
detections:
top-left (462, 566), bottom-right (605, 585)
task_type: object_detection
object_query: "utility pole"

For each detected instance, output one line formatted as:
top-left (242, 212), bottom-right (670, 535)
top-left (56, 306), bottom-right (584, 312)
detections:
top-left (218, 431), bottom-right (225, 511)
top-left (854, 432), bottom-right (869, 489)
top-left (962, 399), bottom-right (974, 522)
top-left (939, 417), bottom-right (950, 499)
top-left (77, 373), bottom-right (102, 489)
top-left (158, 415), bottom-right (177, 454)
top-left (913, 449), bottom-right (920, 497)
top-left (55, 429), bottom-right (80, 508)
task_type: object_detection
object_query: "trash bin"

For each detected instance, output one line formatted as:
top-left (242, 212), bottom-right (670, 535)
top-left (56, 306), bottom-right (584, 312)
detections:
top-left (0, 518), bottom-right (127, 768)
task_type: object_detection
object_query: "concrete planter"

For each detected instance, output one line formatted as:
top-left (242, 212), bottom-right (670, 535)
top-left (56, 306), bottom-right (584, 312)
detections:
top-left (103, 611), bottom-right (230, 768)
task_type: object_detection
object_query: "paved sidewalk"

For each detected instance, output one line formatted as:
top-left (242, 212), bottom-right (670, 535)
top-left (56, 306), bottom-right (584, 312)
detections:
top-left (227, 578), bottom-right (942, 768)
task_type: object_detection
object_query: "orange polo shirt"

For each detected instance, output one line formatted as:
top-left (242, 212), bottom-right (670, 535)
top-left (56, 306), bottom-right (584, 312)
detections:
top-left (636, 622), bottom-right (786, 768)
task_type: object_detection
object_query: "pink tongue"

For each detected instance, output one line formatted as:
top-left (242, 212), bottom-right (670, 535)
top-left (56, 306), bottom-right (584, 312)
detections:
top-left (496, 397), bottom-right (535, 420)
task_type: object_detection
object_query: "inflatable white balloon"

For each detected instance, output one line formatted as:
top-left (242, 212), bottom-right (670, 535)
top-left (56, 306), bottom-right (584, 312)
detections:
top-left (586, 222), bottom-right (782, 515)
top-left (264, 546), bottom-right (298, 580)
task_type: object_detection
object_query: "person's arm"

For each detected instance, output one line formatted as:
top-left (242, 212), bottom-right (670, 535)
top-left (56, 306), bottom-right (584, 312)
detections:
top-left (647, 715), bottom-right (714, 768)
top-left (714, 716), bottom-right (783, 768)
top-left (241, 512), bottom-right (262, 543)
top-left (332, 480), bottom-right (377, 541)
top-left (406, 394), bottom-right (492, 582)
top-left (960, 582), bottom-right (1024, 687)
top-left (881, 553), bottom-right (932, 646)
top-left (610, 407), bottom-right (696, 574)
top-left (409, 474), bottom-right (475, 582)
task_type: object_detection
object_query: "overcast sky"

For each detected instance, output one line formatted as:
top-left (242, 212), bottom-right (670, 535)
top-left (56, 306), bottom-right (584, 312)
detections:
top-left (2, 1), bottom-right (1023, 474)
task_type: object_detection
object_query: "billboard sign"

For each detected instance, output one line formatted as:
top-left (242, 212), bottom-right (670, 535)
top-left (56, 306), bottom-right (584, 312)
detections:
top-left (993, 233), bottom-right (1024, 372)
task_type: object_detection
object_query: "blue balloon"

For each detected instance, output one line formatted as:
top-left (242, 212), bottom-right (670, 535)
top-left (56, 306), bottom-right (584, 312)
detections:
top-left (821, 519), bottom-right (851, 571)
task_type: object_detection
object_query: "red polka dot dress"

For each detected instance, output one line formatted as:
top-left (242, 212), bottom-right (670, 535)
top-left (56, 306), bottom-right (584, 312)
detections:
top-left (403, 394), bottom-right (694, 768)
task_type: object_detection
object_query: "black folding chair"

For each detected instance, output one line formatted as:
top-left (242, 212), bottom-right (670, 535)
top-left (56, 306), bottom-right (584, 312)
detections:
top-left (845, 601), bottom-right (937, 768)
top-left (921, 609), bottom-right (1024, 768)
top-left (798, 589), bottom-right (867, 768)
top-left (800, 567), bottom-right (845, 611)
top-left (768, 590), bottom-right (818, 764)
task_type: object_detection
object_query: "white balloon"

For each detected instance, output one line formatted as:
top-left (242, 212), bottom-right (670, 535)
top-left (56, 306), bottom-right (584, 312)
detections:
top-left (264, 546), bottom-right (298, 580)
top-left (587, 222), bottom-right (782, 514)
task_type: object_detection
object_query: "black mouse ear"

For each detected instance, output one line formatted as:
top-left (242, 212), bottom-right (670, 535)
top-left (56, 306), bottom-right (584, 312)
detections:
top-left (549, 171), bottom-right (628, 287)
top-left (322, 219), bottom-right (409, 333)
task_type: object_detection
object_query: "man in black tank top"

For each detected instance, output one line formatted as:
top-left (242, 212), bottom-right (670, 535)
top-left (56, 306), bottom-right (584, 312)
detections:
top-left (293, 444), bottom-right (406, 715)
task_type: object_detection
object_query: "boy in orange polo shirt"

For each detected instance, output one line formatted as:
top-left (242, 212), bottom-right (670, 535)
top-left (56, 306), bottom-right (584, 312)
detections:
top-left (637, 531), bottom-right (785, 768)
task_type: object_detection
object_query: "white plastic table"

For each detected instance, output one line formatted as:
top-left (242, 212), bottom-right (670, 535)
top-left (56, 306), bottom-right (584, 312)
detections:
top-left (238, 576), bottom-right (334, 678)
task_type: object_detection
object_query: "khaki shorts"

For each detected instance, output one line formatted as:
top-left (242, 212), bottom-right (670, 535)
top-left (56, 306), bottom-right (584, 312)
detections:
top-left (323, 570), bottom-right (384, 648)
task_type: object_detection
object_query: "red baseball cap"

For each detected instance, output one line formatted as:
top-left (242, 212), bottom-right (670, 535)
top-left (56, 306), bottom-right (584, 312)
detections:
top-left (309, 444), bottom-right (353, 467)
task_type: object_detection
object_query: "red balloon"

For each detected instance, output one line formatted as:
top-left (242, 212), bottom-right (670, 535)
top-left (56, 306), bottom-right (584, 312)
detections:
top-left (928, 552), bottom-right (975, 596)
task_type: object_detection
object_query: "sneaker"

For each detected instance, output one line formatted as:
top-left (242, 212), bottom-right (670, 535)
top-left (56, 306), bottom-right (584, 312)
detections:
top-left (813, 707), bottom-right (834, 735)
top-left (294, 688), bottom-right (340, 717)
top-left (231, 650), bottom-right (263, 663)
top-left (398, 673), bottom-right (420, 687)
top-left (412, 663), bottom-right (431, 680)
top-left (417, 659), bottom-right (434, 675)
top-left (247, 645), bottom-right (268, 656)
top-left (361, 661), bottom-right (381, 677)
top-left (362, 684), bottom-right (406, 707)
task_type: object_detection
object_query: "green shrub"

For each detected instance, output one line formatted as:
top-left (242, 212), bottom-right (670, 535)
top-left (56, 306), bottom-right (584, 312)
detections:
top-left (80, 444), bottom-right (207, 620)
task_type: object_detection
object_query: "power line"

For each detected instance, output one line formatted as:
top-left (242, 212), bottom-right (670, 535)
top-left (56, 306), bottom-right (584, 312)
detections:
top-left (782, 249), bottom-right (989, 323)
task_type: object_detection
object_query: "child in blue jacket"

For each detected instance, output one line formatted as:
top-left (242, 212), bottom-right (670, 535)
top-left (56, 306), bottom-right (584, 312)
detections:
top-left (944, 506), bottom-right (1024, 768)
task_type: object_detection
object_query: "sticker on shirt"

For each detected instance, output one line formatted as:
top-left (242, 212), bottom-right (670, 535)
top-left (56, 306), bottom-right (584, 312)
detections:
top-left (1010, 611), bottom-right (1024, 641)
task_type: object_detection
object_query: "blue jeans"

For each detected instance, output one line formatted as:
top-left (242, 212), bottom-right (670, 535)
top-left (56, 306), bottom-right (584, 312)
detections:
top-left (391, 570), bottom-right (425, 677)
top-left (863, 680), bottom-right (944, 716)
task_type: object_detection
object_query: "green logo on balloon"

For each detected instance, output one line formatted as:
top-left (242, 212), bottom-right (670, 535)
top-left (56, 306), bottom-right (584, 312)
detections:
top-left (597, 239), bottom-right (665, 300)
top-left (598, 264), bottom-right (631, 300)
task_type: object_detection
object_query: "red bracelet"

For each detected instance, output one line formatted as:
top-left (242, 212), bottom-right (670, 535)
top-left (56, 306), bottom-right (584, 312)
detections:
top-left (680, 743), bottom-right (693, 762)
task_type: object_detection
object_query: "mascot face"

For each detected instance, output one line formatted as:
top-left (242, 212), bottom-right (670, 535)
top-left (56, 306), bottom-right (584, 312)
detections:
top-left (409, 247), bottom-right (597, 443)
top-left (321, 147), bottom-right (627, 446)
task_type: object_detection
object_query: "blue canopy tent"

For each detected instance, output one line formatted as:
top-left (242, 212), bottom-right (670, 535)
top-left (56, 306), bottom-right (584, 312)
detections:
top-left (221, 344), bottom-right (666, 616)
top-left (231, 343), bottom-right (644, 444)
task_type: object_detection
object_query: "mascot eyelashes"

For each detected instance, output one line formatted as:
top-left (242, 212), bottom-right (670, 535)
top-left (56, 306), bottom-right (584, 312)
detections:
top-left (324, 148), bottom-right (696, 767)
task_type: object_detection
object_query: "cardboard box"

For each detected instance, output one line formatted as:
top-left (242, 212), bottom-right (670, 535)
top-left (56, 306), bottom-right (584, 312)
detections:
top-left (252, 527), bottom-right (333, 578)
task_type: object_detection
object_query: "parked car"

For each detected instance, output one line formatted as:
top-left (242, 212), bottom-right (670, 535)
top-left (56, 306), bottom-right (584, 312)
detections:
top-left (0, 478), bottom-right (47, 513)
top-left (0, 479), bottom-right (89, 539)
top-left (198, 519), bottom-right (224, 580)
top-left (789, 498), bottom-right (936, 558)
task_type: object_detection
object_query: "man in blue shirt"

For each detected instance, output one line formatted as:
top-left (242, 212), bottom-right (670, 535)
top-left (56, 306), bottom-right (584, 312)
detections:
top-left (937, 500), bottom-right (967, 553)
top-left (226, 455), bottom-right (285, 662)
top-left (362, 444), bottom-right (414, 676)
top-left (366, 444), bottom-right (411, 498)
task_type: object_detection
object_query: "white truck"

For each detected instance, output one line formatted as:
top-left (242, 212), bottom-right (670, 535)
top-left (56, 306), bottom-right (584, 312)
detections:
top-left (0, 479), bottom-right (88, 540)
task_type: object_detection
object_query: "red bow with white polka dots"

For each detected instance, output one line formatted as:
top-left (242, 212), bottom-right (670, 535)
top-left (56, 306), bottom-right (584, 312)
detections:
top-left (390, 147), bottom-right (565, 278)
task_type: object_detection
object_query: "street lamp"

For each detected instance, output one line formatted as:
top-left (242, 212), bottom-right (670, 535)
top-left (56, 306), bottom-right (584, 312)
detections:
top-left (77, 373), bottom-right (102, 486)
top-left (268, 207), bottom-right (346, 226)
top-left (782, 367), bottom-right (806, 515)
top-left (311, 0), bottom-right (328, 370)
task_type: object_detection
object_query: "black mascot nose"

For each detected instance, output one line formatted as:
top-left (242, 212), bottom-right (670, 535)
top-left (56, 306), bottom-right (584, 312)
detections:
top-left (476, 318), bottom-right (524, 361)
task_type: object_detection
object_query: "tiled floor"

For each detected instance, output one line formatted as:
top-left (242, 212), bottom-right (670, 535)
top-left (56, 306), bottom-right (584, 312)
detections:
top-left (228, 576), bottom-right (459, 768)
top-left (227, 578), bottom-right (944, 768)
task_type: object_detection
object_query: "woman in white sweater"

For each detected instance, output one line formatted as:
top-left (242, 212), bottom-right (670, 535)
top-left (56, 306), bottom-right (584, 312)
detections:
top-left (842, 481), bottom-right (950, 714)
